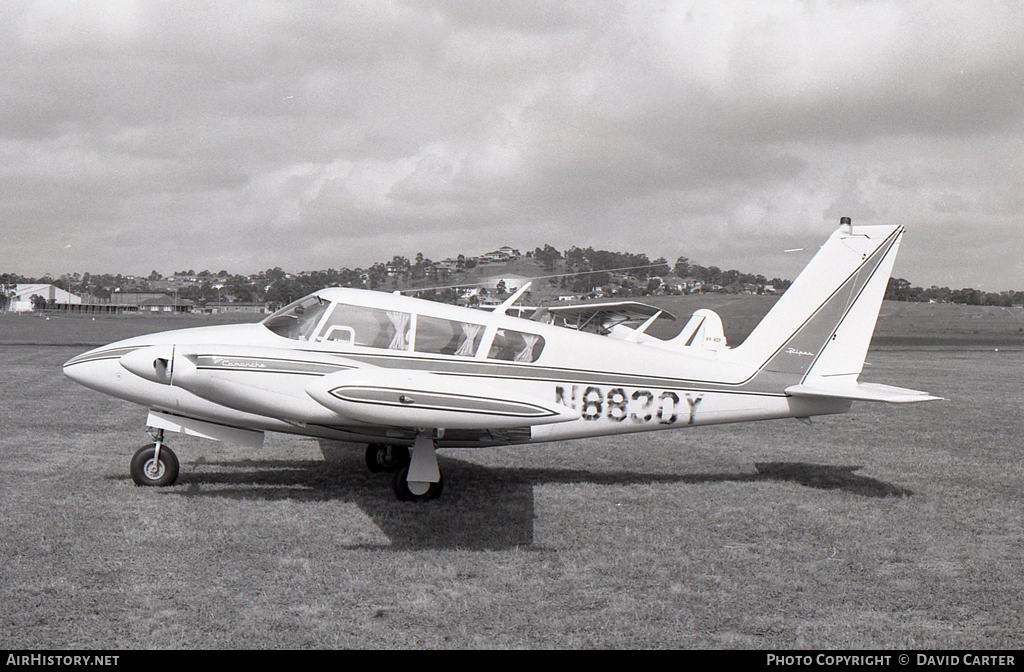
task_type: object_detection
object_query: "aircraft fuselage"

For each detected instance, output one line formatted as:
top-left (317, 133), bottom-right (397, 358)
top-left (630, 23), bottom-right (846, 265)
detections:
top-left (63, 288), bottom-right (848, 450)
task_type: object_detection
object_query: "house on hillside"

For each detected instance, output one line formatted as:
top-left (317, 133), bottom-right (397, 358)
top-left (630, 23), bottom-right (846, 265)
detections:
top-left (477, 246), bottom-right (521, 264)
top-left (679, 278), bottom-right (702, 293)
top-left (433, 258), bottom-right (460, 272)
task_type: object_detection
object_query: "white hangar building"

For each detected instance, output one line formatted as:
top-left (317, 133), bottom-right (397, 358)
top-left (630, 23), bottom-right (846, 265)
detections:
top-left (6, 284), bottom-right (82, 312)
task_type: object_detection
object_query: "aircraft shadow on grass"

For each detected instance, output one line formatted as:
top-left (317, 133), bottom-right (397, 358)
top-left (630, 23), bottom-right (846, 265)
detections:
top-left (116, 448), bottom-right (912, 551)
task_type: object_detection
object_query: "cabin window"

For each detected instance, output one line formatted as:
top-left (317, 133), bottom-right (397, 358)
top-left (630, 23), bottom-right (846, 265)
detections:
top-left (262, 295), bottom-right (330, 341)
top-left (314, 303), bottom-right (412, 350)
top-left (487, 329), bottom-right (545, 362)
top-left (415, 315), bottom-right (485, 357)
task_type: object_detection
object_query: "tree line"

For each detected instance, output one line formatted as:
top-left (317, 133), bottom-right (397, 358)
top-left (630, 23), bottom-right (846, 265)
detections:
top-left (5, 251), bottom-right (1021, 311)
top-left (885, 278), bottom-right (1023, 307)
top-left (1, 242), bottom-right (789, 309)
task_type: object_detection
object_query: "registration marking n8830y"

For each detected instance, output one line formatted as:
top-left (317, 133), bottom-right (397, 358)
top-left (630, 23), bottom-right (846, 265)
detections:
top-left (555, 385), bottom-right (703, 425)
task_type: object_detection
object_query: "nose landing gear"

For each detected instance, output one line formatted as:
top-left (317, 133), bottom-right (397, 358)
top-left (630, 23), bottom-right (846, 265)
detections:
top-left (130, 429), bottom-right (179, 487)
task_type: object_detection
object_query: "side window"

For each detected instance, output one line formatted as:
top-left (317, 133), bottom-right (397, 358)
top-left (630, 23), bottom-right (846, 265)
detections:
top-left (415, 316), bottom-right (485, 357)
top-left (487, 329), bottom-right (545, 363)
top-left (316, 304), bottom-right (411, 350)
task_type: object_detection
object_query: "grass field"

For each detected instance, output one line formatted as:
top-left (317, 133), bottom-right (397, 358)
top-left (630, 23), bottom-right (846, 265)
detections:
top-left (1, 309), bottom-right (1023, 649)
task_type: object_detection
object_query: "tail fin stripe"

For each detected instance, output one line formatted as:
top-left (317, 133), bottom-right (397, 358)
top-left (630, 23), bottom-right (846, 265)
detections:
top-left (683, 317), bottom-right (705, 346)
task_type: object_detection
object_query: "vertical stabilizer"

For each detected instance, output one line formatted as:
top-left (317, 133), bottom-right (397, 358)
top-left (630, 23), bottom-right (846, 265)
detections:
top-left (724, 223), bottom-right (903, 384)
top-left (667, 309), bottom-right (728, 351)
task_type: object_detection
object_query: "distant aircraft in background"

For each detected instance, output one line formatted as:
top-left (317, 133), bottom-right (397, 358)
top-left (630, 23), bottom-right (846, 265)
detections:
top-left (64, 218), bottom-right (939, 501)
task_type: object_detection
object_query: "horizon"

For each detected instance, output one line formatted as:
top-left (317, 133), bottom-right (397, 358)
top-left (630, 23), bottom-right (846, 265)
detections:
top-left (6, 238), bottom-right (1022, 296)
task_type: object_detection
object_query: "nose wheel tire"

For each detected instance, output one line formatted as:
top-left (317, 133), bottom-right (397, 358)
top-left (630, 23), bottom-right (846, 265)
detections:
top-left (130, 443), bottom-right (179, 487)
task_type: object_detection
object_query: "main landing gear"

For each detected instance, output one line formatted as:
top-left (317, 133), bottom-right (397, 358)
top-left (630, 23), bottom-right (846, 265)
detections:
top-left (364, 434), bottom-right (444, 502)
top-left (130, 429), bottom-right (179, 487)
top-left (364, 443), bottom-right (409, 473)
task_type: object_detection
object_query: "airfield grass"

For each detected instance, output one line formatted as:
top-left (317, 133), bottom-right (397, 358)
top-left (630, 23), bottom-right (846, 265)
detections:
top-left (2, 309), bottom-right (1023, 649)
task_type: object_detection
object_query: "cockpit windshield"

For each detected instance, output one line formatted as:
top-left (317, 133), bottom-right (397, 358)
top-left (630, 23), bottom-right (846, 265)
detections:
top-left (262, 294), bottom-right (330, 341)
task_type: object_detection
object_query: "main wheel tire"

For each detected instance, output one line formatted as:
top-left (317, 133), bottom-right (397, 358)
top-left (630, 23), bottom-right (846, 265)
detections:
top-left (365, 444), bottom-right (409, 473)
top-left (391, 462), bottom-right (444, 502)
top-left (130, 443), bottom-right (179, 487)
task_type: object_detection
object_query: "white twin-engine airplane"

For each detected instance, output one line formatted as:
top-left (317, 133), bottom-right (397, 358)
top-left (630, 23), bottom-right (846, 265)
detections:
top-left (64, 220), bottom-right (939, 501)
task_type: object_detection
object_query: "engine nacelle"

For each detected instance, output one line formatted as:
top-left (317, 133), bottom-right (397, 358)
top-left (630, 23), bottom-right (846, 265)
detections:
top-left (307, 368), bottom-right (581, 430)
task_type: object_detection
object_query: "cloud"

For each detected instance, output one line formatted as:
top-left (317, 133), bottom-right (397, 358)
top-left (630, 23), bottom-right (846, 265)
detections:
top-left (0, 0), bottom-right (1022, 290)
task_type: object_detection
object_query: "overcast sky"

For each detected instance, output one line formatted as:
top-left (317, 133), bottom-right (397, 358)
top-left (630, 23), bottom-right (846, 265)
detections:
top-left (2, 1), bottom-right (1023, 290)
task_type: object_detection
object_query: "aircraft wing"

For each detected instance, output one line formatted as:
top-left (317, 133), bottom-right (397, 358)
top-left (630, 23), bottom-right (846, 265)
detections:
top-left (785, 381), bottom-right (943, 403)
top-left (543, 301), bottom-right (676, 334)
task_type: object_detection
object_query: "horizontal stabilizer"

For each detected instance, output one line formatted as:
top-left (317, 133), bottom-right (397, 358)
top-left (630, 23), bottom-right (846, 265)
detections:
top-left (785, 381), bottom-right (943, 404)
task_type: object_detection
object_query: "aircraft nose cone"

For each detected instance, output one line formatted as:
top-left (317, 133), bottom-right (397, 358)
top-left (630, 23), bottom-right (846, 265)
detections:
top-left (62, 344), bottom-right (135, 392)
top-left (63, 346), bottom-right (114, 380)
top-left (62, 354), bottom-right (90, 385)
